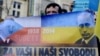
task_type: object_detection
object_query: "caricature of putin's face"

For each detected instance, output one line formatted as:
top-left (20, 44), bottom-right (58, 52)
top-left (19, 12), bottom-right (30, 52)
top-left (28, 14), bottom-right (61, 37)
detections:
top-left (79, 23), bottom-right (94, 40)
top-left (78, 12), bottom-right (94, 40)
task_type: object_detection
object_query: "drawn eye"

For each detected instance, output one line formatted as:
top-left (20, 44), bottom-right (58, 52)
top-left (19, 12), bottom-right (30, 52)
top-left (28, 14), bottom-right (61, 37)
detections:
top-left (79, 23), bottom-right (90, 28)
top-left (85, 23), bottom-right (90, 27)
top-left (79, 24), bottom-right (84, 28)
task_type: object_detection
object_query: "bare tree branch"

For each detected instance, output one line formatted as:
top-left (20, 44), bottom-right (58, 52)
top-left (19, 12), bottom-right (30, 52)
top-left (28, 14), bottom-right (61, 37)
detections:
top-left (5, 0), bottom-right (13, 16)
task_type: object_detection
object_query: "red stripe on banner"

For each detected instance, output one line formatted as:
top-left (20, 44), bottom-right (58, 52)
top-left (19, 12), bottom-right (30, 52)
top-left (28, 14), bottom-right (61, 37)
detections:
top-left (9, 27), bottom-right (41, 46)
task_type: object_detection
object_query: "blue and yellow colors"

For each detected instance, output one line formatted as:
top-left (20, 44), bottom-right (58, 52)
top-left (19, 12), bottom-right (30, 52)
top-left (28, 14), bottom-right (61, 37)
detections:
top-left (95, 1), bottom-right (100, 39)
top-left (0, 10), bottom-right (99, 56)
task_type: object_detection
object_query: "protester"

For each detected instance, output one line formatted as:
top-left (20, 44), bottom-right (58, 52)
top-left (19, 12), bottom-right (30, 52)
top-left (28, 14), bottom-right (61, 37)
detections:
top-left (45, 3), bottom-right (62, 15)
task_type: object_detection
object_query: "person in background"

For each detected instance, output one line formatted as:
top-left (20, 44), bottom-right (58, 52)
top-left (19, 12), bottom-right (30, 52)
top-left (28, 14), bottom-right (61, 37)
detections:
top-left (45, 3), bottom-right (62, 15)
top-left (69, 1), bottom-right (75, 12)
top-left (61, 9), bottom-right (67, 13)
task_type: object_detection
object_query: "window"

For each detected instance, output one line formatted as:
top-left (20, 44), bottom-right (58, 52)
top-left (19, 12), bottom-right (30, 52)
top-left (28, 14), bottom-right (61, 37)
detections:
top-left (13, 2), bottom-right (16, 8)
top-left (12, 10), bottom-right (15, 16)
top-left (12, 1), bottom-right (21, 17)
top-left (0, 1), bottom-right (3, 5)
top-left (13, 1), bottom-right (21, 9)
top-left (18, 4), bottom-right (20, 9)
top-left (17, 11), bottom-right (20, 17)
top-left (12, 10), bottom-right (20, 17)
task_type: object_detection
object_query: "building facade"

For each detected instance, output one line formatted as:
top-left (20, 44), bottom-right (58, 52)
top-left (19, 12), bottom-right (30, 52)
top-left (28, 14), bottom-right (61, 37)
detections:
top-left (1, 0), bottom-right (28, 19)
top-left (1, 0), bottom-right (74, 19)
top-left (0, 0), bottom-right (3, 18)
